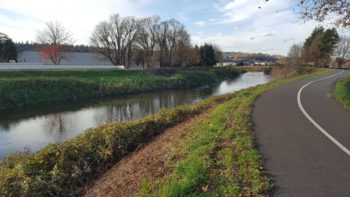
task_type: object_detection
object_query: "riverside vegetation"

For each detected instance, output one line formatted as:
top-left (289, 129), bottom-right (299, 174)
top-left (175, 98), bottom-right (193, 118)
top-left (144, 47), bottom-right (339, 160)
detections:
top-left (138, 67), bottom-right (332, 196)
top-left (334, 73), bottom-right (350, 110)
top-left (0, 67), bottom-right (241, 110)
top-left (0, 67), bottom-right (331, 196)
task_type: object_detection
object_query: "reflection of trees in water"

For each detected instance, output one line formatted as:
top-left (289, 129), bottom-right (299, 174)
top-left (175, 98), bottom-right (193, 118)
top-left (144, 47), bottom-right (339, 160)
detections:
top-left (94, 104), bottom-right (136, 123)
top-left (44, 113), bottom-right (73, 141)
top-left (93, 92), bottom-right (204, 124)
top-left (111, 104), bottom-right (135, 122)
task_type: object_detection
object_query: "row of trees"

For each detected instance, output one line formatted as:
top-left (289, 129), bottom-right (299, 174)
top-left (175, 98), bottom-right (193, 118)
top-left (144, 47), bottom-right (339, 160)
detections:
top-left (288, 26), bottom-right (350, 71)
top-left (90, 15), bottom-right (221, 68)
top-left (0, 33), bottom-right (17, 62)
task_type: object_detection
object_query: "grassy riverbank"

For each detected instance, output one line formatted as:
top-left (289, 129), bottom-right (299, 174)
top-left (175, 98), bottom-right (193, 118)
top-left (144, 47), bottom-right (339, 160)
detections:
top-left (0, 89), bottom-right (239, 196)
top-left (334, 73), bottom-right (350, 110)
top-left (0, 67), bottom-right (241, 110)
top-left (0, 68), bottom-right (331, 196)
top-left (138, 68), bottom-right (332, 196)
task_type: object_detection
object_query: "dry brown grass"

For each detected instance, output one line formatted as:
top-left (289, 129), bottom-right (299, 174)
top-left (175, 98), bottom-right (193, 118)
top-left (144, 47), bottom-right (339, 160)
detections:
top-left (84, 111), bottom-right (212, 197)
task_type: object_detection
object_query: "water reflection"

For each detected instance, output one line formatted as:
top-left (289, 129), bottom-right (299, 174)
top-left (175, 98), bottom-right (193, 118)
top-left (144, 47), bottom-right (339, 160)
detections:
top-left (211, 72), bottom-right (271, 95)
top-left (0, 72), bottom-right (270, 158)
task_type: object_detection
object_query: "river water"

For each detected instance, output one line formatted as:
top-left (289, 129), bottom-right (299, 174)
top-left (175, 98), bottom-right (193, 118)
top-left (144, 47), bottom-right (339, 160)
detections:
top-left (0, 72), bottom-right (270, 158)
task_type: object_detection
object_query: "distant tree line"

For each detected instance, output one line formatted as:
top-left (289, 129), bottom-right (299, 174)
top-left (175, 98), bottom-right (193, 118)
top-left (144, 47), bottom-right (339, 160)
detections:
top-left (15, 42), bottom-right (91, 53)
top-left (0, 32), bottom-right (17, 62)
top-left (223, 52), bottom-right (277, 63)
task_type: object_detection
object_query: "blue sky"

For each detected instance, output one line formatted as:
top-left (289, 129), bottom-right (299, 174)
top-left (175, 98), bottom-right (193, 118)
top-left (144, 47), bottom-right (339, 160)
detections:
top-left (0, 0), bottom-right (346, 55)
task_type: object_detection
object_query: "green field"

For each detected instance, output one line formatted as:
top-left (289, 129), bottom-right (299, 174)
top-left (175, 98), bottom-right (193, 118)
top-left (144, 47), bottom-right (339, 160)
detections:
top-left (0, 67), bottom-right (241, 109)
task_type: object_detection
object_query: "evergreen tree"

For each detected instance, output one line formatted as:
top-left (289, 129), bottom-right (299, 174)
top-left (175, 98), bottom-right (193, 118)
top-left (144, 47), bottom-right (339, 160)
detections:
top-left (200, 44), bottom-right (216, 67)
top-left (303, 26), bottom-right (339, 67)
top-left (319, 28), bottom-right (339, 56)
top-left (304, 27), bottom-right (324, 49)
top-left (0, 33), bottom-right (17, 62)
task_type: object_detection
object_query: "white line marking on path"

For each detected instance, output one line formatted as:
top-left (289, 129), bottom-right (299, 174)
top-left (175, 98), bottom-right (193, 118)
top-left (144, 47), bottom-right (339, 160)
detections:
top-left (297, 70), bottom-right (350, 156)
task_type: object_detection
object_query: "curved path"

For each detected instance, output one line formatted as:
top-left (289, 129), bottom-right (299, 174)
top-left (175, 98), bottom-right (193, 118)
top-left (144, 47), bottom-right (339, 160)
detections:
top-left (254, 70), bottom-right (350, 196)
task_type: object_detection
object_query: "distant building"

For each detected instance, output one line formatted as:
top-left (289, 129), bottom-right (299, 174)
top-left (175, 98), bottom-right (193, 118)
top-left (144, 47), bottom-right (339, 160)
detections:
top-left (222, 62), bottom-right (237, 66)
top-left (13, 51), bottom-right (160, 69)
top-left (17, 51), bottom-right (112, 65)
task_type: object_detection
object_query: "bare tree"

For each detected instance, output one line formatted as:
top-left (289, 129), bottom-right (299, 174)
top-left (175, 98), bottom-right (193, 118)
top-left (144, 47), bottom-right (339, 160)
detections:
top-left (154, 19), bottom-right (191, 67)
top-left (166, 19), bottom-right (184, 67)
top-left (298, 0), bottom-right (350, 28)
top-left (334, 36), bottom-right (350, 67)
top-left (91, 14), bottom-right (141, 68)
top-left (155, 20), bottom-right (170, 67)
top-left (288, 44), bottom-right (304, 73)
top-left (173, 27), bottom-right (192, 66)
top-left (37, 21), bottom-right (74, 65)
top-left (136, 16), bottom-right (160, 69)
top-left (263, 0), bottom-right (350, 28)
top-left (124, 16), bottom-right (141, 69)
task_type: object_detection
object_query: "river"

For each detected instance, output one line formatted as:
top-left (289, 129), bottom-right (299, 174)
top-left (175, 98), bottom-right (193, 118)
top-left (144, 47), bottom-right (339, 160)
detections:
top-left (0, 72), bottom-right (270, 158)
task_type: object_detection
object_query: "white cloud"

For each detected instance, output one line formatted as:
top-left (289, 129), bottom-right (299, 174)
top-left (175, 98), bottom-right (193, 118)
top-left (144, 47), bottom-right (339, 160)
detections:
top-left (223, 0), bottom-right (249, 10)
top-left (195, 20), bottom-right (206, 27)
top-left (217, 0), bottom-right (294, 25)
top-left (189, 0), bottom-right (326, 55)
top-left (1, 0), bottom-right (347, 55)
top-left (192, 19), bottom-right (319, 55)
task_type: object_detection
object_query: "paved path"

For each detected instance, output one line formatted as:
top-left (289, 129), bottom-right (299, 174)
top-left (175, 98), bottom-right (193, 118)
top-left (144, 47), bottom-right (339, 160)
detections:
top-left (253, 70), bottom-right (350, 196)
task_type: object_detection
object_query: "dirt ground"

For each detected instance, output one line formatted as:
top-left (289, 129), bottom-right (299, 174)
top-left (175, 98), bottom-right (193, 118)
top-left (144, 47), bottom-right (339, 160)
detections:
top-left (84, 111), bottom-right (210, 197)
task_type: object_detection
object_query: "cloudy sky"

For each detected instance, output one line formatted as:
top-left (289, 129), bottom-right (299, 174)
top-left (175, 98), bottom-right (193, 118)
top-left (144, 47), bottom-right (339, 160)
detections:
top-left (0, 0), bottom-right (345, 55)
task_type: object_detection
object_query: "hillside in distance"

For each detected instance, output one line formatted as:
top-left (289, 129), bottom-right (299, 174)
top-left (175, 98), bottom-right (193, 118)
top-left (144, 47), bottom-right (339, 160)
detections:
top-left (223, 51), bottom-right (285, 63)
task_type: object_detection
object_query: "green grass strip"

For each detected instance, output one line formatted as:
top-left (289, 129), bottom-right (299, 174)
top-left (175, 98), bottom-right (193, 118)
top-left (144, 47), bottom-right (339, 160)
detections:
top-left (334, 73), bottom-right (350, 110)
